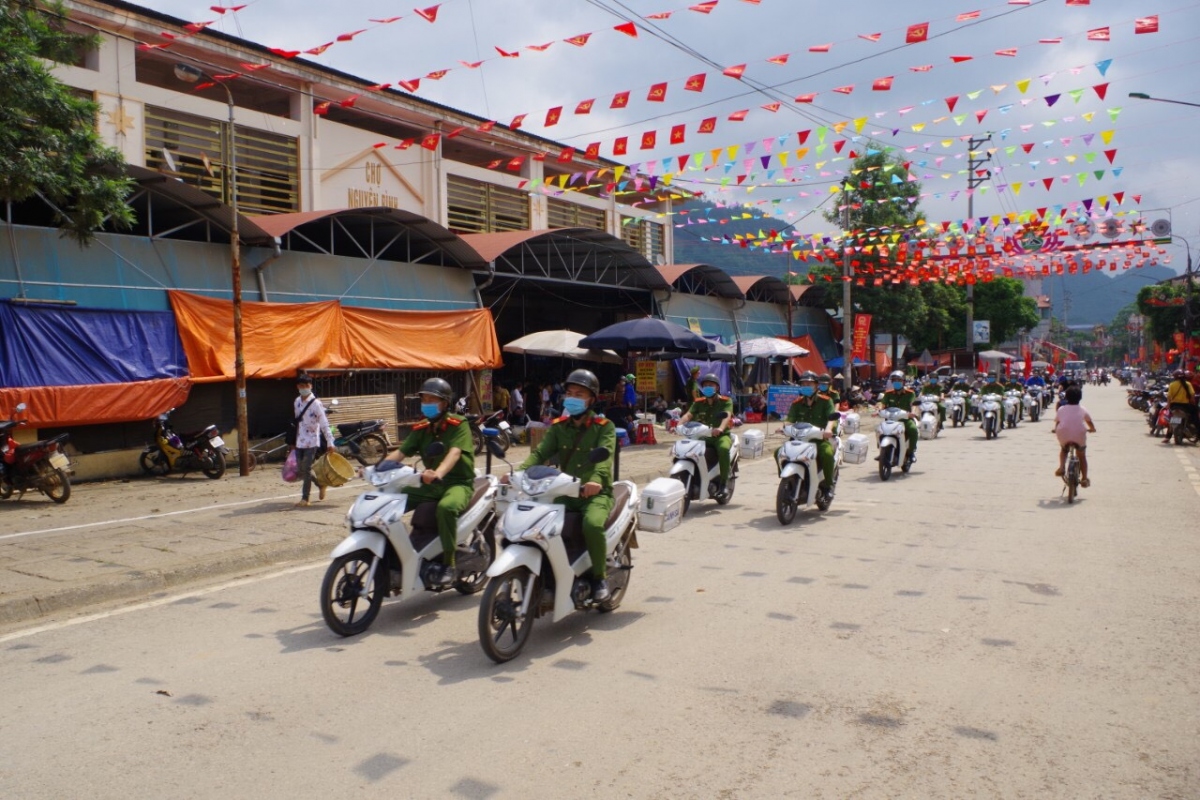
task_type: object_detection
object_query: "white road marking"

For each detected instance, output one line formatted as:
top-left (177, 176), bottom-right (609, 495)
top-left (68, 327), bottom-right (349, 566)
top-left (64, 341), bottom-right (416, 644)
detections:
top-left (0, 486), bottom-right (353, 542)
top-left (0, 562), bottom-right (324, 643)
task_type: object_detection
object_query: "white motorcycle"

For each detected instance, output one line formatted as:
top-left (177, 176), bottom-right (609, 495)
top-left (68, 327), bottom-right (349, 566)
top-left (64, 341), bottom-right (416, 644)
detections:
top-left (917, 397), bottom-right (941, 440)
top-left (1024, 387), bottom-right (1042, 422)
top-left (947, 391), bottom-right (967, 428)
top-left (980, 393), bottom-right (1003, 439)
top-left (775, 421), bottom-right (841, 524)
top-left (969, 391), bottom-right (983, 422)
top-left (875, 407), bottom-right (913, 481)
top-left (1003, 391), bottom-right (1021, 429)
top-left (669, 420), bottom-right (741, 514)
top-left (477, 450), bottom-right (639, 663)
top-left (320, 451), bottom-right (499, 637)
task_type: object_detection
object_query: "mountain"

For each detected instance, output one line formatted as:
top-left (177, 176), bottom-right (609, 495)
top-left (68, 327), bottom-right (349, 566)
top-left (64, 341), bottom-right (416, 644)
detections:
top-left (1040, 264), bottom-right (1172, 326)
top-left (671, 199), bottom-right (797, 276)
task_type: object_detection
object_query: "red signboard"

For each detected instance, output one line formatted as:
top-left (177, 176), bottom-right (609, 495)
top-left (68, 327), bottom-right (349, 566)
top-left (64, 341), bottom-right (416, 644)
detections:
top-left (851, 314), bottom-right (872, 362)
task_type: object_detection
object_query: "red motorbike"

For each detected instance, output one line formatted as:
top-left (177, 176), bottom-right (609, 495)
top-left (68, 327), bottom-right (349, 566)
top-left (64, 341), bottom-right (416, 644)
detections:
top-left (1, 403), bottom-right (72, 504)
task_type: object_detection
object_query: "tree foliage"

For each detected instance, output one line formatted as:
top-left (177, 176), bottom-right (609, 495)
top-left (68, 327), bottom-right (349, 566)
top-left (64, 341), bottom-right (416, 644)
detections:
top-left (972, 277), bottom-right (1040, 346)
top-left (0, 0), bottom-right (133, 243)
top-left (1135, 283), bottom-right (1197, 346)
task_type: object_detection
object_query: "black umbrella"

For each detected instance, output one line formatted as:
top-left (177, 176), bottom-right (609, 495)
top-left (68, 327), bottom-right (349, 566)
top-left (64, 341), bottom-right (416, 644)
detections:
top-left (579, 317), bottom-right (716, 354)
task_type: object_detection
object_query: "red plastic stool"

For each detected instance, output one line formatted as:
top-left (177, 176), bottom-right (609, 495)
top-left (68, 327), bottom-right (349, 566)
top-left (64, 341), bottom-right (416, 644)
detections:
top-left (635, 420), bottom-right (657, 445)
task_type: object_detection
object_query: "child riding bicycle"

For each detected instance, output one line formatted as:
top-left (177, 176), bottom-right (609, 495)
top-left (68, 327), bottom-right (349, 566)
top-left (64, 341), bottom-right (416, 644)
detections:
top-left (1051, 386), bottom-right (1096, 487)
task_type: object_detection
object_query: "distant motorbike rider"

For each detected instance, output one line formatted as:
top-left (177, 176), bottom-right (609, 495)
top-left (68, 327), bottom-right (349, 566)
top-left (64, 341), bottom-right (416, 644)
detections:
top-left (980, 372), bottom-right (1007, 396)
top-left (679, 372), bottom-right (734, 493)
top-left (951, 374), bottom-right (972, 393)
top-left (779, 371), bottom-right (837, 492)
top-left (514, 369), bottom-right (616, 602)
top-left (877, 370), bottom-right (919, 462)
top-left (385, 377), bottom-right (474, 587)
top-left (1164, 370), bottom-right (1199, 443)
top-left (919, 374), bottom-right (947, 429)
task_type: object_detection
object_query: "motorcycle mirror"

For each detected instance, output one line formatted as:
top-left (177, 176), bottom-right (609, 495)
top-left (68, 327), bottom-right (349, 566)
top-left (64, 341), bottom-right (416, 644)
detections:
top-left (15, 403), bottom-right (27, 413)
top-left (588, 446), bottom-right (610, 463)
top-left (423, 442), bottom-right (446, 460)
top-left (486, 438), bottom-right (507, 459)
top-left (330, 398), bottom-right (340, 406)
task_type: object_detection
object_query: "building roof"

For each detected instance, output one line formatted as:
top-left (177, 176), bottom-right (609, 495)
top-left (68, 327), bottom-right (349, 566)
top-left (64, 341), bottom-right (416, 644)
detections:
top-left (657, 264), bottom-right (744, 299)
top-left (462, 229), bottom-right (670, 290)
top-left (125, 165), bottom-right (276, 247)
top-left (731, 275), bottom-right (792, 305)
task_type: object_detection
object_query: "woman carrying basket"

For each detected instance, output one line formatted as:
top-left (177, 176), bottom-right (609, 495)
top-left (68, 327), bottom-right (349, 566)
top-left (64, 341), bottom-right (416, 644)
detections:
top-left (291, 373), bottom-right (337, 507)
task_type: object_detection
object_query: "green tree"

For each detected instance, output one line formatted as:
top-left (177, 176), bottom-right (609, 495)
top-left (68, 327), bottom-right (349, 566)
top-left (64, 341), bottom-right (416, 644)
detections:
top-left (1135, 284), bottom-right (1195, 346)
top-left (0, 0), bottom-right (133, 243)
top-left (972, 277), bottom-right (1039, 346)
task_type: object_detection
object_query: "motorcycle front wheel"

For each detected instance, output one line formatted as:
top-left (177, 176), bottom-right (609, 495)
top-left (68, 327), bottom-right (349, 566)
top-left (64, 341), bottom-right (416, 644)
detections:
top-left (471, 426), bottom-right (485, 455)
top-left (478, 568), bottom-right (536, 663)
top-left (677, 471), bottom-right (692, 516)
top-left (878, 445), bottom-right (893, 481)
top-left (715, 475), bottom-right (735, 505)
top-left (139, 449), bottom-right (169, 476)
top-left (320, 550), bottom-right (385, 637)
top-left (353, 433), bottom-right (389, 466)
top-left (776, 476), bottom-right (799, 525)
top-left (201, 449), bottom-right (226, 480)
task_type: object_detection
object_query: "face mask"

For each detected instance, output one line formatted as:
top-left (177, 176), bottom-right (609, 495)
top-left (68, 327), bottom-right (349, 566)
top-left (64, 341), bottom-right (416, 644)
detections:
top-left (701, 386), bottom-right (716, 398)
top-left (420, 403), bottom-right (441, 419)
top-left (892, 381), bottom-right (904, 390)
top-left (818, 383), bottom-right (830, 392)
top-left (799, 386), bottom-right (816, 397)
top-left (298, 387), bottom-right (312, 397)
top-left (562, 396), bottom-right (588, 417)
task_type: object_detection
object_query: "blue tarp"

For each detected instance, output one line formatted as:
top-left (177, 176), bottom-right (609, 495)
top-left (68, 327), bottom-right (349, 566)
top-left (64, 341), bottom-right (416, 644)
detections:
top-left (0, 301), bottom-right (187, 388)
top-left (672, 357), bottom-right (732, 396)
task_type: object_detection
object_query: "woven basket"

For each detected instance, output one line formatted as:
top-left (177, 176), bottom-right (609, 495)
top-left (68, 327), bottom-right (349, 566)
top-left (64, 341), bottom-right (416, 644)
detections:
top-left (312, 451), bottom-right (355, 487)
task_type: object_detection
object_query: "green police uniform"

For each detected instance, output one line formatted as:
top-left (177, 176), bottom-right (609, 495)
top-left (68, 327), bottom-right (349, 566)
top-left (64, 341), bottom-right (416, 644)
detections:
top-left (952, 380), bottom-right (971, 392)
top-left (919, 383), bottom-right (946, 426)
top-left (981, 381), bottom-right (1006, 396)
top-left (519, 411), bottom-right (616, 579)
top-left (687, 393), bottom-right (734, 483)
top-left (399, 414), bottom-right (475, 567)
top-left (781, 393), bottom-right (837, 488)
top-left (879, 388), bottom-right (919, 453)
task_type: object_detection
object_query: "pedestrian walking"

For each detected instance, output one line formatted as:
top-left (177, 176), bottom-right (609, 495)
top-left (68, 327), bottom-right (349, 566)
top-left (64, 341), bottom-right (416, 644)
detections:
top-left (290, 373), bottom-right (336, 507)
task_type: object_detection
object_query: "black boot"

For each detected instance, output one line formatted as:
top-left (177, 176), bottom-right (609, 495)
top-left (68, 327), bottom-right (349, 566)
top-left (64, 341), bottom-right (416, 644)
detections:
top-left (591, 577), bottom-right (611, 603)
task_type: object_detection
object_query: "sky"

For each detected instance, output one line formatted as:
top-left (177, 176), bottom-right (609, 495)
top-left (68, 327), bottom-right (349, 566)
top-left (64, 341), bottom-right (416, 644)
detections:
top-left (133, 0), bottom-right (1200, 271)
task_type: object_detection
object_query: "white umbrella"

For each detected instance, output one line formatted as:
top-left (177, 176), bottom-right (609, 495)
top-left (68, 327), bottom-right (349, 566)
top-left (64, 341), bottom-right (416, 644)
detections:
top-left (738, 337), bottom-right (809, 358)
top-left (503, 329), bottom-right (622, 363)
top-left (977, 350), bottom-right (1017, 360)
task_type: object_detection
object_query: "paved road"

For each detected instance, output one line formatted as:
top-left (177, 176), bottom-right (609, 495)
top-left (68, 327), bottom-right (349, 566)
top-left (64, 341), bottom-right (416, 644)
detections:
top-left (1, 385), bottom-right (1196, 798)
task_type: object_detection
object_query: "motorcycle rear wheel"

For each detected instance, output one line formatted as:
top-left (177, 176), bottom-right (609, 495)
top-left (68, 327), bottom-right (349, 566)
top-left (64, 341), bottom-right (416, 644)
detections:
top-left (453, 524), bottom-right (495, 595)
top-left (0, 480), bottom-right (12, 500)
top-left (776, 476), bottom-right (799, 525)
top-left (878, 445), bottom-right (893, 481)
top-left (598, 541), bottom-right (633, 613)
top-left (353, 433), bottom-right (389, 466)
top-left (471, 426), bottom-right (485, 455)
top-left (139, 450), bottom-right (169, 476)
top-left (320, 550), bottom-right (385, 637)
top-left (478, 567), bottom-right (536, 663)
top-left (201, 450), bottom-right (226, 480)
top-left (43, 468), bottom-right (71, 503)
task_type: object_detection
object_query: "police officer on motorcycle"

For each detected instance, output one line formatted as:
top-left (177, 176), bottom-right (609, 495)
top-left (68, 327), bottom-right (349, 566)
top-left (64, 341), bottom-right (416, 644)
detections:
top-left (878, 370), bottom-right (919, 462)
top-left (514, 369), bottom-right (616, 602)
top-left (679, 373), bottom-right (734, 495)
top-left (780, 371), bottom-right (837, 493)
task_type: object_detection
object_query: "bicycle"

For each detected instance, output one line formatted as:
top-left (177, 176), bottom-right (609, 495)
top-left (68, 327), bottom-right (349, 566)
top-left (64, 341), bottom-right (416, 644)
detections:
top-left (1062, 443), bottom-right (1081, 504)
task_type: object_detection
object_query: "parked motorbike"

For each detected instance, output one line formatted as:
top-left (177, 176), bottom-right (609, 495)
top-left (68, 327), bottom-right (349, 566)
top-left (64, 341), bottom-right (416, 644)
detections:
top-left (139, 408), bottom-right (226, 479)
top-left (669, 419), bottom-right (741, 514)
top-left (454, 398), bottom-right (514, 455)
top-left (325, 402), bottom-right (390, 466)
top-left (477, 444), bottom-right (639, 662)
top-left (775, 418), bottom-right (841, 524)
top-left (947, 391), bottom-right (967, 428)
top-left (1168, 407), bottom-right (1200, 446)
top-left (0, 403), bottom-right (72, 504)
top-left (980, 393), bottom-right (1003, 439)
top-left (875, 407), bottom-right (913, 481)
top-left (320, 442), bottom-right (499, 637)
top-left (1148, 392), bottom-right (1169, 437)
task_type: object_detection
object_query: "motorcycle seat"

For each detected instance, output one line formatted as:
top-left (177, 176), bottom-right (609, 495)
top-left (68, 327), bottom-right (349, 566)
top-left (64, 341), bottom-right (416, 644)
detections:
top-left (335, 420), bottom-right (375, 436)
top-left (0, 420), bottom-right (18, 434)
top-left (179, 426), bottom-right (217, 443)
top-left (14, 433), bottom-right (68, 457)
top-left (466, 476), bottom-right (491, 511)
top-left (603, 483), bottom-right (631, 530)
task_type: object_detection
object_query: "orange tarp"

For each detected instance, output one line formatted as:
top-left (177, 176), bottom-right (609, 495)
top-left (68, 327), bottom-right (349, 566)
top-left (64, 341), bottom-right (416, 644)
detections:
top-left (169, 291), bottom-right (502, 382)
top-left (788, 335), bottom-right (828, 376)
top-left (0, 378), bottom-right (192, 428)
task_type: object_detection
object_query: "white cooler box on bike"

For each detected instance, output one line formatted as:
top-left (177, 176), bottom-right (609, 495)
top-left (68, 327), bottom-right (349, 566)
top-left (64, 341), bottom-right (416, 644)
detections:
top-left (840, 412), bottom-right (861, 435)
top-left (843, 433), bottom-right (870, 465)
top-left (739, 428), bottom-right (765, 459)
top-left (637, 477), bottom-right (687, 532)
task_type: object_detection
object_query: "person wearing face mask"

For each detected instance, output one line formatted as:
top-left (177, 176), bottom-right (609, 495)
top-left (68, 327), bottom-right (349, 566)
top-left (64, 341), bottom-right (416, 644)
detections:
top-left (817, 373), bottom-right (841, 406)
top-left (384, 377), bottom-right (474, 587)
top-left (512, 369), bottom-right (616, 601)
top-left (679, 373), bottom-right (734, 494)
top-left (919, 374), bottom-right (946, 430)
top-left (291, 373), bottom-right (336, 507)
top-left (779, 371), bottom-right (837, 492)
top-left (877, 369), bottom-right (919, 462)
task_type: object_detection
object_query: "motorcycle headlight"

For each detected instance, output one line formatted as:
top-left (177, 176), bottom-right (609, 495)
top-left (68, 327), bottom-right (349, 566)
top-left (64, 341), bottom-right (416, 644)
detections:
top-left (520, 475), bottom-right (556, 496)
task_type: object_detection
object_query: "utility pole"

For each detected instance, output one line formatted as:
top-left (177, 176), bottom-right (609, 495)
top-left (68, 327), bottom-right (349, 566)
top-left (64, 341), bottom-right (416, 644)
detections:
top-left (841, 180), bottom-right (853, 394)
top-left (964, 135), bottom-right (992, 369)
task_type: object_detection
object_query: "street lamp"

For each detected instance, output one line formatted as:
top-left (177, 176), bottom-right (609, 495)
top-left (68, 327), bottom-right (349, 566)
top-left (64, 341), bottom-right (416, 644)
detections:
top-left (1128, 92), bottom-right (1200, 109)
top-left (175, 62), bottom-right (250, 477)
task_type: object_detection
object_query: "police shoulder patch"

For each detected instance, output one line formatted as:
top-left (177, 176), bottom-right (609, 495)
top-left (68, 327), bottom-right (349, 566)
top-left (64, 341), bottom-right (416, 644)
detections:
top-left (412, 420), bottom-right (431, 430)
top-left (444, 416), bottom-right (462, 426)
top-left (594, 416), bottom-right (611, 425)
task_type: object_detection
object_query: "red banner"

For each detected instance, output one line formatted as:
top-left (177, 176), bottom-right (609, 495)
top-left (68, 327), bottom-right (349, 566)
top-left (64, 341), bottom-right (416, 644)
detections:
top-left (851, 314), bottom-right (872, 362)
top-left (1174, 332), bottom-right (1186, 352)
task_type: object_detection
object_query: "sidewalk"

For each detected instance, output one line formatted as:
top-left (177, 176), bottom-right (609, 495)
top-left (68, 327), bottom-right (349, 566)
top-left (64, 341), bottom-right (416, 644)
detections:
top-left (1, 428), bottom-right (757, 629)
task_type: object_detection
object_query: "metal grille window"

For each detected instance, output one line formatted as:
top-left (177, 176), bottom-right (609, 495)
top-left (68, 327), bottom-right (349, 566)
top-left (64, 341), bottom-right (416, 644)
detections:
top-left (546, 198), bottom-right (606, 231)
top-left (447, 174), bottom-right (530, 233)
top-left (620, 215), bottom-right (645, 253)
top-left (645, 220), bottom-right (665, 262)
top-left (144, 105), bottom-right (299, 215)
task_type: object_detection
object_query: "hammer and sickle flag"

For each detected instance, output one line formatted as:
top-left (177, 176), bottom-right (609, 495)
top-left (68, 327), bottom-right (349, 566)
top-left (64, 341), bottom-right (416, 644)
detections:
top-left (647, 83), bottom-right (667, 102)
top-left (906, 22), bottom-right (929, 43)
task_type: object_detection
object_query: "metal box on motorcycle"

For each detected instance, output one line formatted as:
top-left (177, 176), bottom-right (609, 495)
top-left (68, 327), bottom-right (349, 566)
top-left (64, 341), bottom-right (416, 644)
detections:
top-left (841, 412), bottom-right (861, 435)
top-left (638, 477), bottom-right (687, 532)
top-left (739, 429), bottom-right (765, 459)
top-left (843, 433), bottom-right (870, 465)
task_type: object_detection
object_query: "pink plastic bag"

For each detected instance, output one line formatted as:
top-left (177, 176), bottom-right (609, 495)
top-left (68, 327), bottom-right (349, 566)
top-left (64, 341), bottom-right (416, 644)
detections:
top-left (282, 450), bottom-right (299, 483)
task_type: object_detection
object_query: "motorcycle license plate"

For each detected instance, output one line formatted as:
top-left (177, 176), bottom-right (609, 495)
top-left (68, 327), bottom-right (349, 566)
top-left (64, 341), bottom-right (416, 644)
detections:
top-left (498, 421), bottom-right (511, 431)
top-left (209, 436), bottom-right (225, 448)
top-left (49, 452), bottom-right (68, 469)
top-left (1171, 416), bottom-right (1183, 425)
